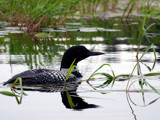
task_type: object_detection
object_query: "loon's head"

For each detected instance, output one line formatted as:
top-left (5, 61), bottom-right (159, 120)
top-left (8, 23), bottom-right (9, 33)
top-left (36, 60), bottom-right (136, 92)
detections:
top-left (60, 46), bottom-right (104, 77)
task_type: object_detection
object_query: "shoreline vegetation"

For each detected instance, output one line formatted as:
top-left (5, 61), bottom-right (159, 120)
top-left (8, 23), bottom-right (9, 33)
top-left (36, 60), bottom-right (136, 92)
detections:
top-left (0, 0), bottom-right (160, 32)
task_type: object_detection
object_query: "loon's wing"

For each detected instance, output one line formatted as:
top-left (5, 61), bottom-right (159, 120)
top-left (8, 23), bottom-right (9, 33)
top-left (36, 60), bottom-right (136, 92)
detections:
top-left (3, 69), bottom-right (77, 85)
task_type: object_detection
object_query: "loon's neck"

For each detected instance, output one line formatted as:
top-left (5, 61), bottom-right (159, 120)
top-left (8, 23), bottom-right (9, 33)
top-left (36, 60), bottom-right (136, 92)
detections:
top-left (61, 67), bottom-right (82, 78)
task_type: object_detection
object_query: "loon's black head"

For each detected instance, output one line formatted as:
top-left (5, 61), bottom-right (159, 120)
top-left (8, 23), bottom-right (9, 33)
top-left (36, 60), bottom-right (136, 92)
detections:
top-left (60, 45), bottom-right (104, 70)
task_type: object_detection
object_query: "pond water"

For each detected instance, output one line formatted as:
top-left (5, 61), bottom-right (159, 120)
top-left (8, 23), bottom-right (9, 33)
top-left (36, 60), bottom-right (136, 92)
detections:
top-left (0, 16), bottom-right (160, 120)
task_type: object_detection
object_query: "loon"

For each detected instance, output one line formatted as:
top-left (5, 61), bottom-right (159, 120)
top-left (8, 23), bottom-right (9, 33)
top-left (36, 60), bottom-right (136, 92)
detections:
top-left (3, 45), bottom-right (104, 85)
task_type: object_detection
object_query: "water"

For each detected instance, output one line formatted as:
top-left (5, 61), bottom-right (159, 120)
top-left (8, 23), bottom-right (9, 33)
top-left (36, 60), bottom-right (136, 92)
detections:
top-left (0, 16), bottom-right (160, 120)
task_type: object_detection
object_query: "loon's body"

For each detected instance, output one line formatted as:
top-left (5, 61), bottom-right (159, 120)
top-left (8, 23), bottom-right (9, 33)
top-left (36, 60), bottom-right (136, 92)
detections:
top-left (3, 46), bottom-right (103, 85)
top-left (3, 69), bottom-right (77, 85)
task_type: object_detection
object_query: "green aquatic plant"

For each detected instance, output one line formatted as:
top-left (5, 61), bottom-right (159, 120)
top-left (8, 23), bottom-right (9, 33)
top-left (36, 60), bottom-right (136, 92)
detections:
top-left (0, 91), bottom-right (18, 97)
top-left (121, 0), bottom-right (136, 19)
top-left (127, 13), bottom-right (157, 90)
top-left (1, 0), bottom-right (159, 33)
top-left (85, 14), bottom-right (160, 98)
top-left (0, 77), bottom-right (27, 104)
top-left (64, 58), bottom-right (76, 83)
top-left (86, 64), bottom-right (116, 87)
top-left (86, 63), bottom-right (131, 89)
top-left (10, 77), bottom-right (27, 104)
top-left (62, 58), bottom-right (76, 109)
top-left (125, 13), bottom-right (160, 106)
top-left (65, 90), bottom-right (75, 109)
top-left (0, 0), bottom-right (80, 31)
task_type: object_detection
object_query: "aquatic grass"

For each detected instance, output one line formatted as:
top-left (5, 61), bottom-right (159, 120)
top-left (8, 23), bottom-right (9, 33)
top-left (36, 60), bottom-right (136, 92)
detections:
top-left (11, 77), bottom-right (26, 95)
top-left (121, 0), bottom-right (136, 19)
top-left (125, 12), bottom-right (157, 91)
top-left (86, 64), bottom-right (131, 89)
top-left (127, 78), bottom-right (160, 108)
top-left (131, 43), bottom-right (155, 76)
top-left (85, 17), bottom-right (160, 99)
top-left (121, 0), bottom-right (159, 19)
top-left (64, 58), bottom-right (76, 83)
top-left (144, 72), bottom-right (160, 76)
top-left (1, 0), bottom-right (158, 33)
top-left (11, 77), bottom-right (27, 104)
top-left (0, 0), bottom-right (81, 32)
top-left (0, 77), bottom-right (27, 104)
top-left (86, 64), bottom-right (115, 87)
top-left (122, 13), bottom-right (160, 106)
top-left (0, 91), bottom-right (19, 97)
top-left (62, 58), bottom-right (76, 109)
top-left (65, 90), bottom-right (75, 109)
top-left (143, 80), bottom-right (160, 95)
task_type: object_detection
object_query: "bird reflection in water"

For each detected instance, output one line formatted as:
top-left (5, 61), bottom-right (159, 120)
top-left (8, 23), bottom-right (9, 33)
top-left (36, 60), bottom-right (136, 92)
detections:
top-left (61, 90), bottom-right (98, 110)
top-left (11, 83), bottom-right (99, 110)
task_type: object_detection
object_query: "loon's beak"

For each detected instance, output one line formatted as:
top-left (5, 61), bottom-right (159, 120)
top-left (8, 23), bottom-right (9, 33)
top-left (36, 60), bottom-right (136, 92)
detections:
top-left (87, 51), bottom-right (105, 56)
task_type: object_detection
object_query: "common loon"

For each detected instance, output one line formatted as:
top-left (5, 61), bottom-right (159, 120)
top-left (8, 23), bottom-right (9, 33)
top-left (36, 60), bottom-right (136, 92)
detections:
top-left (3, 45), bottom-right (104, 85)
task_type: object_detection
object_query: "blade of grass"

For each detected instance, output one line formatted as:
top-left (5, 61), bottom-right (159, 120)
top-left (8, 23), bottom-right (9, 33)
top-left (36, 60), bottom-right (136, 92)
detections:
top-left (131, 44), bottom-right (153, 75)
top-left (144, 80), bottom-right (160, 95)
top-left (139, 79), bottom-right (146, 104)
top-left (143, 23), bottom-right (155, 43)
top-left (39, 1), bottom-right (59, 17)
top-left (66, 90), bottom-right (75, 109)
top-left (127, 44), bottom-right (154, 90)
top-left (148, 97), bottom-right (160, 105)
top-left (11, 77), bottom-right (28, 104)
top-left (86, 64), bottom-right (116, 87)
top-left (152, 45), bottom-right (157, 70)
top-left (0, 91), bottom-right (19, 97)
top-left (144, 72), bottom-right (160, 76)
top-left (90, 72), bottom-right (113, 79)
top-left (64, 58), bottom-right (76, 83)
top-left (96, 79), bottom-right (113, 88)
top-left (87, 64), bottom-right (115, 81)
top-left (11, 77), bottom-right (26, 95)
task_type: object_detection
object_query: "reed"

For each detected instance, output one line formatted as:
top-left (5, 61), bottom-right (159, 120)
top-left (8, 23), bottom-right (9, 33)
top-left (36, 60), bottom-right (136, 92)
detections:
top-left (0, 0), bottom-right (159, 33)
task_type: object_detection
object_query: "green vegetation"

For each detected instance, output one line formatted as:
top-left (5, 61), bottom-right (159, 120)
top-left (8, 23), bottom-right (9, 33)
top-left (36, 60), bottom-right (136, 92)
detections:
top-left (1, 77), bottom-right (27, 104)
top-left (64, 58), bottom-right (76, 83)
top-left (0, 0), bottom-right (160, 32)
top-left (0, 0), bottom-right (160, 109)
top-left (84, 15), bottom-right (160, 107)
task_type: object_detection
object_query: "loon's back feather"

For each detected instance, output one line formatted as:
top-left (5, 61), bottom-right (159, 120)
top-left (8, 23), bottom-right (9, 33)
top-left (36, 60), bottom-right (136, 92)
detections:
top-left (3, 69), bottom-right (77, 85)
